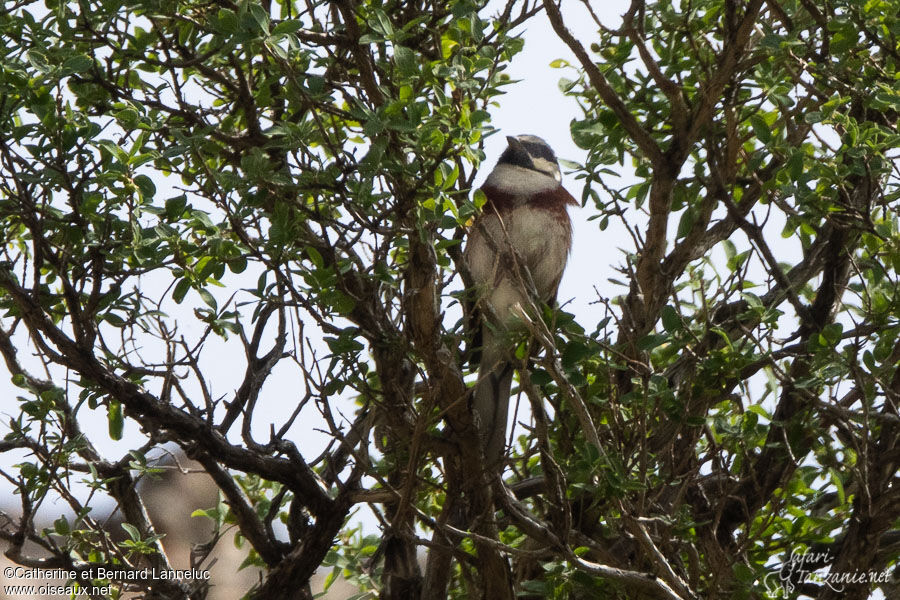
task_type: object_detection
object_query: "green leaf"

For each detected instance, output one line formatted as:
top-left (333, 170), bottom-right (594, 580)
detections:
top-left (638, 333), bottom-right (668, 351)
top-left (272, 20), bottom-right (304, 35)
top-left (557, 77), bottom-right (576, 93)
top-left (325, 331), bottom-right (364, 354)
top-left (732, 562), bottom-right (756, 583)
top-left (173, 279), bottom-right (191, 304)
top-left (804, 111), bottom-right (825, 124)
top-left (676, 207), bottom-right (695, 239)
top-left (104, 313), bottom-right (126, 327)
top-left (393, 46), bottom-right (417, 77)
top-left (27, 49), bottom-right (51, 73)
top-left (198, 288), bottom-right (217, 310)
top-left (54, 516), bottom-right (70, 535)
top-left (661, 305), bottom-right (680, 333)
top-left (108, 400), bottom-right (124, 441)
top-left (749, 114), bottom-right (771, 143)
top-left (115, 108), bottom-right (139, 128)
top-left (561, 341), bottom-right (591, 368)
top-left (829, 468), bottom-right (846, 505)
top-left (747, 404), bottom-right (771, 420)
top-left (248, 3), bottom-right (270, 34)
top-left (121, 522), bottom-right (141, 541)
top-left (821, 322), bottom-right (843, 347)
top-left (329, 291), bottom-right (355, 316)
top-left (217, 8), bottom-right (239, 33)
top-left (727, 250), bottom-right (750, 272)
top-left (306, 246), bottom-right (324, 269)
top-left (134, 174), bottom-right (155, 199)
top-left (530, 369), bottom-right (552, 386)
top-left (787, 150), bottom-right (804, 181)
top-left (722, 239), bottom-right (736, 261)
top-left (228, 256), bottom-right (248, 273)
top-left (369, 10), bottom-right (393, 38)
top-left (165, 195), bottom-right (188, 220)
top-left (62, 54), bottom-right (93, 74)
top-left (440, 34), bottom-right (457, 59)
top-left (472, 188), bottom-right (487, 210)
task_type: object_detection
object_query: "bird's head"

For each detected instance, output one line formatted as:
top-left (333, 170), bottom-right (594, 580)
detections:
top-left (497, 134), bottom-right (561, 183)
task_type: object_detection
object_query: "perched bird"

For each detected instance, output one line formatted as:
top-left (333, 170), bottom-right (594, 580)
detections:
top-left (465, 135), bottom-right (577, 469)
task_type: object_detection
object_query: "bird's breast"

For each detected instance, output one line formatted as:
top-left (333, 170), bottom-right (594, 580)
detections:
top-left (477, 183), bottom-right (576, 246)
top-left (466, 184), bottom-right (576, 307)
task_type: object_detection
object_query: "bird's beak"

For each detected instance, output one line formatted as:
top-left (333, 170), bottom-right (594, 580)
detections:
top-left (506, 136), bottom-right (525, 152)
top-left (505, 136), bottom-right (534, 169)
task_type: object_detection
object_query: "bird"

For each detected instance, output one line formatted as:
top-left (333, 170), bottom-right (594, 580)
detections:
top-left (464, 134), bottom-right (577, 470)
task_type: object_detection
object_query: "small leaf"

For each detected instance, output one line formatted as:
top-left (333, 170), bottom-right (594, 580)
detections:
top-left (661, 305), bottom-right (680, 333)
top-left (329, 292), bottom-right (356, 316)
top-left (121, 522), bottom-right (141, 541)
top-left (676, 207), bottom-right (696, 239)
top-left (306, 246), bottom-right (324, 269)
top-left (217, 8), bottom-right (239, 33)
top-left (104, 313), bottom-right (126, 327)
top-left (829, 468), bottom-right (846, 505)
top-left (638, 333), bottom-right (668, 351)
top-left (272, 20), bottom-right (304, 35)
top-left (440, 34), bottom-right (457, 59)
top-left (54, 516), bottom-right (70, 535)
top-left (749, 114), bottom-right (771, 143)
top-left (325, 332), bottom-right (364, 354)
top-left (727, 250), bottom-right (750, 272)
top-left (62, 54), bottom-right (93, 74)
top-left (173, 278), bottom-right (191, 304)
top-left (530, 369), bottom-right (552, 386)
top-left (108, 400), bottom-right (124, 441)
top-left (787, 150), bottom-right (805, 181)
top-left (747, 404), bottom-right (771, 419)
top-left (821, 322), bottom-right (843, 346)
top-left (561, 341), bottom-right (591, 368)
top-left (733, 562), bottom-right (756, 583)
top-left (165, 195), bottom-right (188, 220)
top-left (134, 174), bottom-right (155, 199)
top-left (27, 49), bottom-right (51, 73)
top-left (228, 256), bottom-right (248, 273)
top-left (198, 288), bottom-right (217, 310)
top-left (248, 3), bottom-right (270, 34)
top-left (369, 9), bottom-right (393, 37)
top-left (804, 111), bottom-right (825, 124)
top-left (472, 188), bottom-right (487, 210)
top-left (722, 239), bottom-right (736, 261)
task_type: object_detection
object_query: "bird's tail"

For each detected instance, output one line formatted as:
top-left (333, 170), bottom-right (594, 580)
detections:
top-left (473, 343), bottom-right (514, 470)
